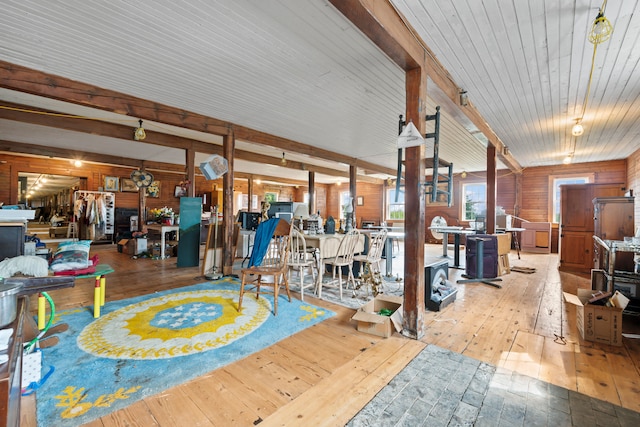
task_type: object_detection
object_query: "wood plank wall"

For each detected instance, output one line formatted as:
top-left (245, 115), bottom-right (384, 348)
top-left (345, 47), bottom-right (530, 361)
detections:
top-left (1, 154), bottom-right (634, 241)
top-left (627, 147), bottom-right (640, 227)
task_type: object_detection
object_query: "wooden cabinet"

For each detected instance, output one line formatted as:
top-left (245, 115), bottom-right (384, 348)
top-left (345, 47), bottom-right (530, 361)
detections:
top-left (593, 197), bottom-right (635, 270)
top-left (0, 298), bottom-right (25, 427)
top-left (593, 197), bottom-right (634, 240)
top-left (521, 222), bottom-right (551, 253)
top-left (559, 183), bottom-right (625, 272)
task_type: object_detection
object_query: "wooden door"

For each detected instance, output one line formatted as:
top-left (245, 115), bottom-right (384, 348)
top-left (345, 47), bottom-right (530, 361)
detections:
top-left (560, 185), bottom-right (592, 231)
top-left (559, 231), bottom-right (593, 272)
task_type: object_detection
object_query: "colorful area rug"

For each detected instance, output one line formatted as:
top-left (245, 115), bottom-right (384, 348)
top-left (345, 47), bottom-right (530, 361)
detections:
top-left (34, 278), bottom-right (335, 426)
top-left (287, 272), bottom-right (405, 310)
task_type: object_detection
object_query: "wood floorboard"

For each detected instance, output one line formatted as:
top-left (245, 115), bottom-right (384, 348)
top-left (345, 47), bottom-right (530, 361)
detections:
top-left (17, 242), bottom-right (640, 426)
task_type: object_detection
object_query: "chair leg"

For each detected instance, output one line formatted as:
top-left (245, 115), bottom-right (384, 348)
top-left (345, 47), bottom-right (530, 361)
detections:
top-left (273, 274), bottom-right (278, 315)
top-left (238, 276), bottom-right (246, 312)
top-left (299, 267), bottom-right (305, 301)
top-left (337, 267), bottom-right (343, 300)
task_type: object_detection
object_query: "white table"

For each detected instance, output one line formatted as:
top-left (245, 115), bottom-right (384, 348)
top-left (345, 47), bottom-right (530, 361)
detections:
top-left (305, 233), bottom-right (365, 286)
top-left (146, 224), bottom-right (180, 258)
top-left (428, 226), bottom-right (475, 269)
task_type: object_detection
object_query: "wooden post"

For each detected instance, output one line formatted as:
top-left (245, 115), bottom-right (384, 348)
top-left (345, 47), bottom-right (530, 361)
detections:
top-left (308, 171), bottom-right (315, 214)
top-left (402, 66), bottom-right (427, 340)
top-left (349, 165), bottom-right (357, 227)
top-left (186, 147), bottom-right (196, 198)
top-left (222, 132), bottom-right (235, 276)
top-left (486, 145), bottom-right (497, 234)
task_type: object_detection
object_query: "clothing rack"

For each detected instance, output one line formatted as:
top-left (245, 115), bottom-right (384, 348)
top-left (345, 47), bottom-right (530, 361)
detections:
top-left (73, 190), bottom-right (115, 242)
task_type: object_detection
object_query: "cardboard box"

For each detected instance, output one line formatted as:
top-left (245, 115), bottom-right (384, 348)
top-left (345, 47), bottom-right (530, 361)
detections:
top-left (120, 238), bottom-right (148, 255)
top-left (563, 289), bottom-right (625, 346)
top-left (495, 233), bottom-right (511, 255)
top-left (351, 294), bottom-right (403, 338)
top-left (497, 254), bottom-right (510, 276)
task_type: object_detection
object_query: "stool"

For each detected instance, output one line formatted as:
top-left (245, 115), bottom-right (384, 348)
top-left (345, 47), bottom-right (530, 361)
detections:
top-left (67, 222), bottom-right (78, 239)
top-left (74, 264), bottom-right (115, 318)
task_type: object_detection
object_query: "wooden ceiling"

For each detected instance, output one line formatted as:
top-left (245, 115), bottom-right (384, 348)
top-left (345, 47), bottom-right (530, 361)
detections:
top-left (1, 0), bottom-right (637, 184)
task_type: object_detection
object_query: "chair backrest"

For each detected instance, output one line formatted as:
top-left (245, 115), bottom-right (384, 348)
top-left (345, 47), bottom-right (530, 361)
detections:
top-left (260, 219), bottom-right (292, 270)
top-left (289, 226), bottom-right (310, 265)
top-left (335, 229), bottom-right (361, 262)
top-left (368, 228), bottom-right (388, 262)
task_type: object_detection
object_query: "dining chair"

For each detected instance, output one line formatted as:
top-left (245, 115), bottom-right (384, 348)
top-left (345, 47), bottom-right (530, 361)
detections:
top-left (320, 229), bottom-right (361, 300)
top-left (238, 218), bottom-right (292, 315)
top-left (288, 226), bottom-right (319, 300)
top-left (354, 228), bottom-right (388, 282)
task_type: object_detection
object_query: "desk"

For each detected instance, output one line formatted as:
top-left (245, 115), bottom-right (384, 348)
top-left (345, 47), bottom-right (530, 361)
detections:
top-left (146, 224), bottom-right (180, 259)
top-left (305, 233), bottom-right (365, 285)
top-left (428, 227), bottom-right (475, 269)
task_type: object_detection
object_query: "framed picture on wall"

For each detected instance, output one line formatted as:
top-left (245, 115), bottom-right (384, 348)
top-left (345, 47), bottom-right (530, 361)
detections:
top-left (121, 178), bottom-right (138, 192)
top-left (356, 196), bottom-right (364, 206)
top-left (146, 181), bottom-right (161, 198)
top-left (174, 185), bottom-right (187, 197)
top-left (104, 176), bottom-right (119, 192)
top-left (264, 192), bottom-right (278, 203)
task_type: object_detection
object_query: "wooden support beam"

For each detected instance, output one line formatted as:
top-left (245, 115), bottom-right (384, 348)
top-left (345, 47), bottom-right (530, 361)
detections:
top-left (222, 134), bottom-right (235, 276)
top-left (486, 145), bottom-right (497, 234)
top-left (330, 0), bottom-right (522, 174)
top-left (402, 67), bottom-right (427, 340)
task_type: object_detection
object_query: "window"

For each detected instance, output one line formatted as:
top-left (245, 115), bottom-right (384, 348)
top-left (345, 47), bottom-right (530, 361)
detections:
top-left (386, 189), bottom-right (405, 220)
top-left (339, 191), bottom-right (351, 220)
top-left (549, 174), bottom-right (593, 223)
top-left (461, 182), bottom-right (486, 221)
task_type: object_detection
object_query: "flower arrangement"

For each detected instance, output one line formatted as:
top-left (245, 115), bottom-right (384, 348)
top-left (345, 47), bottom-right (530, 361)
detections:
top-left (149, 206), bottom-right (174, 220)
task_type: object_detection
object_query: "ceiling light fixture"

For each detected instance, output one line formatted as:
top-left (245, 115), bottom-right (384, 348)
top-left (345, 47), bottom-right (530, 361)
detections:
top-left (571, 120), bottom-right (584, 136)
top-left (459, 89), bottom-right (468, 106)
top-left (74, 160), bottom-right (82, 167)
top-left (280, 152), bottom-right (287, 166)
top-left (571, 1), bottom-right (612, 139)
top-left (563, 154), bottom-right (573, 165)
top-left (461, 171), bottom-right (467, 179)
top-left (134, 119), bottom-right (146, 141)
top-left (589, 7), bottom-right (613, 44)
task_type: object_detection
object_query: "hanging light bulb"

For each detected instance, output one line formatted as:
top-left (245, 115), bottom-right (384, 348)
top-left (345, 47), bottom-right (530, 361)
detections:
top-left (461, 171), bottom-right (467, 179)
top-left (572, 120), bottom-right (584, 136)
top-left (563, 154), bottom-right (573, 165)
top-left (280, 152), bottom-right (287, 166)
top-left (74, 160), bottom-right (82, 167)
top-left (589, 10), bottom-right (613, 45)
top-left (134, 119), bottom-right (146, 141)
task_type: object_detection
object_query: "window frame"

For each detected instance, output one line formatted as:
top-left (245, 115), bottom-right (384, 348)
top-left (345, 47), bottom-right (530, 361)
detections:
top-left (460, 181), bottom-right (487, 222)
top-left (385, 188), bottom-right (405, 221)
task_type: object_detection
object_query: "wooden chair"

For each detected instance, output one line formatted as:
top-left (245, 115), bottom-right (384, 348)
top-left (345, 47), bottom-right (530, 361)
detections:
top-left (238, 219), bottom-right (292, 315)
top-left (320, 229), bottom-right (361, 300)
top-left (354, 228), bottom-right (387, 296)
top-left (288, 226), bottom-right (319, 301)
top-left (355, 228), bottom-right (388, 277)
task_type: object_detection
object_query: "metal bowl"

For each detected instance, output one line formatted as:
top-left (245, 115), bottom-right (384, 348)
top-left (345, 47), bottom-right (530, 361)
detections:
top-left (0, 279), bottom-right (23, 328)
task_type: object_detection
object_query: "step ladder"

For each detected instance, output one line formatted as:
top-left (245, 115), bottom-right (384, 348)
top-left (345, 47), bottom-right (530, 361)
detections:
top-left (67, 222), bottom-right (78, 240)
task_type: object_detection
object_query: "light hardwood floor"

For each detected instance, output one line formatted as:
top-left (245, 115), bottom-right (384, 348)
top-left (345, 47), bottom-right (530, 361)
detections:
top-left (19, 241), bottom-right (640, 426)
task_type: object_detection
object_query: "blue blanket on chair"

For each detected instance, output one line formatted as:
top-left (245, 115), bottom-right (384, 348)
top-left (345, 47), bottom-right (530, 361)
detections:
top-left (247, 218), bottom-right (280, 267)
